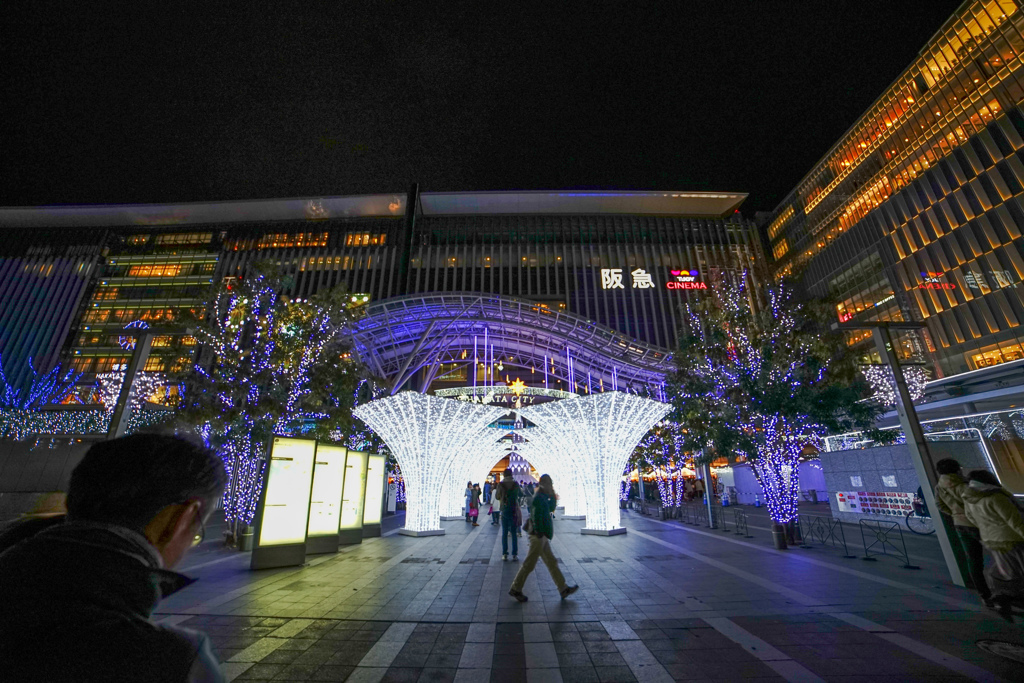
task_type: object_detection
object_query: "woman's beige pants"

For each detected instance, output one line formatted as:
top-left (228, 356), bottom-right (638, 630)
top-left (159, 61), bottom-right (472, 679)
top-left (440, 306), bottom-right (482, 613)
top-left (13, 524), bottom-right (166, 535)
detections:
top-left (510, 534), bottom-right (566, 592)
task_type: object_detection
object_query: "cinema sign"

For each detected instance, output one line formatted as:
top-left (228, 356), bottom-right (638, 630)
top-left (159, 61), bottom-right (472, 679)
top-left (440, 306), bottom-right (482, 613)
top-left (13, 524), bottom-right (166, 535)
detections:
top-left (667, 269), bottom-right (707, 290)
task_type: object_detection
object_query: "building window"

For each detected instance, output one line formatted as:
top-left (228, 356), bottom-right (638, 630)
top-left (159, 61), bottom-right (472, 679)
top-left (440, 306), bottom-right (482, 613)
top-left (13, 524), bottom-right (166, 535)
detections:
top-left (772, 239), bottom-right (789, 260)
top-left (768, 206), bottom-right (794, 239)
top-left (126, 264), bottom-right (183, 277)
top-left (969, 340), bottom-right (1024, 369)
top-left (345, 232), bottom-right (386, 246)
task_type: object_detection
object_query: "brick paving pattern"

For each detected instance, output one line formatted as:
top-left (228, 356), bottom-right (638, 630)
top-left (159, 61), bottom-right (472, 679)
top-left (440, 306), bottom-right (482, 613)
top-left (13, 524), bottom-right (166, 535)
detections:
top-left (153, 510), bottom-right (1023, 681)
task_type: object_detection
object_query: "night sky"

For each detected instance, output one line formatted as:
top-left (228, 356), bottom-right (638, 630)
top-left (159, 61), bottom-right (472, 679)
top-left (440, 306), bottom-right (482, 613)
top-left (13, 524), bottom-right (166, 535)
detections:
top-left (3, 2), bottom-right (963, 215)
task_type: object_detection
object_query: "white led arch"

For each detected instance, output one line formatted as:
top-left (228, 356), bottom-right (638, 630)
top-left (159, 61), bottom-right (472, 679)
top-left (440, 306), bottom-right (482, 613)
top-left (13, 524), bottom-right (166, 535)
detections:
top-left (353, 392), bottom-right (507, 535)
top-left (440, 436), bottom-right (510, 519)
top-left (511, 436), bottom-right (584, 518)
top-left (519, 392), bottom-right (669, 534)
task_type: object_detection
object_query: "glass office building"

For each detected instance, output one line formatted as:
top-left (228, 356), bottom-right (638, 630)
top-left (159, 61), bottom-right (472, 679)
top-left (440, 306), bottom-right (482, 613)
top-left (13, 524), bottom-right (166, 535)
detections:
top-left (765, 0), bottom-right (1024, 376)
top-left (0, 190), bottom-right (758, 395)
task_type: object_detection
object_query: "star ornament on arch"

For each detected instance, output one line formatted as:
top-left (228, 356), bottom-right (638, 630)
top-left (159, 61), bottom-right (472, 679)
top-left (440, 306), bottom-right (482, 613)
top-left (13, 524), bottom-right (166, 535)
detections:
top-left (509, 378), bottom-right (527, 395)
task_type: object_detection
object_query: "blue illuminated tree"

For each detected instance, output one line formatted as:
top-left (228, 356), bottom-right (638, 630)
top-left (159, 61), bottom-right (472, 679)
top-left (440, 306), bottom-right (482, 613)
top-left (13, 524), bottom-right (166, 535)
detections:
top-left (669, 275), bottom-right (879, 528)
top-left (177, 266), bottom-right (366, 532)
top-left (0, 356), bottom-right (82, 440)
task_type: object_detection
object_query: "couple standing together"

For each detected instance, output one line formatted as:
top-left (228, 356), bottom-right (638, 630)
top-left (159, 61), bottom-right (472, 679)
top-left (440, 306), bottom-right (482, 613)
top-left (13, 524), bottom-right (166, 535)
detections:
top-left (493, 470), bottom-right (579, 602)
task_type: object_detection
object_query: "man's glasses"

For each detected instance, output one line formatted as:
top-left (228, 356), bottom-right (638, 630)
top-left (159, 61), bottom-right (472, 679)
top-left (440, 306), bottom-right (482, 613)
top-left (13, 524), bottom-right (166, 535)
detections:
top-left (192, 508), bottom-right (205, 547)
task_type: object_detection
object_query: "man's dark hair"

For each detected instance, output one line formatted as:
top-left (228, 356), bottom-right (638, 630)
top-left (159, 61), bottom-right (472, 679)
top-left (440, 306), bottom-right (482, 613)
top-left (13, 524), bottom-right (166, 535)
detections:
top-left (67, 434), bottom-right (227, 531)
top-left (935, 458), bottom-right (961, 475)
top-left (967, 469), bottom-right (1001, 487)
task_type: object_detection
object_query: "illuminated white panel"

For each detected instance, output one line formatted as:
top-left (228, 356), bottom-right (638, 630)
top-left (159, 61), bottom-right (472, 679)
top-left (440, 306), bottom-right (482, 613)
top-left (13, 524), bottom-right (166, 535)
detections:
top-left (340, 451), bottom-right (368, 531)
top-left (307, 444), bottom-right (347, 537)
top-left (257, 437), bottom-right (316, 546)
top-left (363, 454), bottom-right (386, 525)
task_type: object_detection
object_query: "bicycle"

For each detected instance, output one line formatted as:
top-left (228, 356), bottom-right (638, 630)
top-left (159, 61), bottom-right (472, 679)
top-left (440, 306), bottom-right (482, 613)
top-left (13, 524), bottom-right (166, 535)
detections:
top-left (905, 494), bottom-right (935, 536)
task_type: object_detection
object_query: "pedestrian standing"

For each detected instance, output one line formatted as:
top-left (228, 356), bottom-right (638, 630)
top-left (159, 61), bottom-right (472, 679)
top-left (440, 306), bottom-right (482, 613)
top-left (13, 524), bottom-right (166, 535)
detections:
top-left (933, 459), bottom-right (992, 608)
top-left (491, 486), bottom-right (501, 525)
top-left (496, 470), bottom-right (520, 561)
top-left (464, 481), bottom-right (473, 522)
top-left (509, 474), bottom-right (579, 603)
top-left (470, 484), bottom-right (482, 527)
top-left (483, 479), bottom-right (492, 504)
top-left (962, 469), bottom-right (1024, 623)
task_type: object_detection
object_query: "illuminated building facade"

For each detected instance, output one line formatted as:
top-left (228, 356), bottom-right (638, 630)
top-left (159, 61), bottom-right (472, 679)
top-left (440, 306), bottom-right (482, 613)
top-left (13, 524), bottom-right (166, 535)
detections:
top-left (765, 0), bottom-right (1024, 376)
top-left (0, 190), bottom-right (758, 395)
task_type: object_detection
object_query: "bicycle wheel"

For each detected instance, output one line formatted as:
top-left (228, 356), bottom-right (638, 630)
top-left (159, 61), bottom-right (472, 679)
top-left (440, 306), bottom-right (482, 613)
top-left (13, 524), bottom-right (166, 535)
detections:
top-left (905, 510), bottom-right (935, 535)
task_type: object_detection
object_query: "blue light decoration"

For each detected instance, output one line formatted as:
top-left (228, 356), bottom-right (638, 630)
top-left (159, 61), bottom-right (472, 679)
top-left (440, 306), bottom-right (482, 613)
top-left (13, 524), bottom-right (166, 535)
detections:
top-left (186, 272), bottom-right (364, 528)
top-left (0, 355), bottom-right (84, 440)
top-left (672, 275), bottom-right (833, 526)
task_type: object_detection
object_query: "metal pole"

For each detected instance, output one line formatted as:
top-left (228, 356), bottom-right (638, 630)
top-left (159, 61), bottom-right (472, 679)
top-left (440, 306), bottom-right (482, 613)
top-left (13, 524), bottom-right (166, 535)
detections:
top-left (106, 331), bottom-right (154, 440)
top-left (701, 461), bottom-right (717, 529)
top-left (637, 467), bottom-right (645, 511)
top-left (873, 327), bottom-right (965, 586)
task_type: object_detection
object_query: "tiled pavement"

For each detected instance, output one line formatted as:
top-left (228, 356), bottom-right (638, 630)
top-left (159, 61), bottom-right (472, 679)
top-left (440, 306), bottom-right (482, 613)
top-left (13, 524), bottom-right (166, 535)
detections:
top-left (155, 511), bottom-right (1024, 682)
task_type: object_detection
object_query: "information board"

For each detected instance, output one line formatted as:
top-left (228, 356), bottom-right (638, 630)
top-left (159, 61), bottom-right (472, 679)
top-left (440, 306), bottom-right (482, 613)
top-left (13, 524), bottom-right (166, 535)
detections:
top-left (339, 450), bottom-right (368, 544)
top-left (362, 454), bottom-right (386, 534)
top-left (307, 444), bottom-right (348, 538)
top-left (257, 437), bottom-right (317, 546)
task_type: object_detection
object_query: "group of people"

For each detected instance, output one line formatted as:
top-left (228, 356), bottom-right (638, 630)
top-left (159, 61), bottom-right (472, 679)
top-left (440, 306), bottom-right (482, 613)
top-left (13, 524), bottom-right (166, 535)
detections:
top-left (933, 458), bottom-right (1024, 622)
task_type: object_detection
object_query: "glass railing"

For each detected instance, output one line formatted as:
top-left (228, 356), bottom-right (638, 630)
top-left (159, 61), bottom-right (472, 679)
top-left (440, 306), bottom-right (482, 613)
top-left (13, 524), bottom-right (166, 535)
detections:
top-left (824, 408), bottom-right (1024, 494)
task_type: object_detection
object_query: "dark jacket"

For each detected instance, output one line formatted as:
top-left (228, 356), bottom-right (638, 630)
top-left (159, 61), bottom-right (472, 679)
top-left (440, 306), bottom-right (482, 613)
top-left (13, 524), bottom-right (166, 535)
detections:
top-left (496, 478), bottom-right (520, 515)
top-left (0, 518), bottom-right (223, 682)
top-left (530, 491), bottom-right (557, 540)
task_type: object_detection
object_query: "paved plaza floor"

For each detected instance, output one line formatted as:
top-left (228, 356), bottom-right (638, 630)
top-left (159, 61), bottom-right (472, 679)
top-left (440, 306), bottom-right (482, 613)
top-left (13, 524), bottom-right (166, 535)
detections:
top-left (157, 507), bottom-right (1024, 682)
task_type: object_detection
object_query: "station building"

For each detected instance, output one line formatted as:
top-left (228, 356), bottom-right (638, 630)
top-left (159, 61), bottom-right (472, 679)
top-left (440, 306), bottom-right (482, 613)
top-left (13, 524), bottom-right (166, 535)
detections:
top-left (0, 189), bottom-right (758, 396)
top-left (763, 0), bottom-right (1024, 383)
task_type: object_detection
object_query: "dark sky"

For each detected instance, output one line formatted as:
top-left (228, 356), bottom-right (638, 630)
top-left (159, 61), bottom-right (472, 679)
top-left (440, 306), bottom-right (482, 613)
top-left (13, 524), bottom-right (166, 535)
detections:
top-left (2, 1), bottom-right (964, 215)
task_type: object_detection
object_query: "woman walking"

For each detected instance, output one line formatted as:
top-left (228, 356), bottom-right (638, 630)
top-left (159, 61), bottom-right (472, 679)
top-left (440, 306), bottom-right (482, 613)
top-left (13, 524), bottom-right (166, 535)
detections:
top-left (508, 474), bottom-right (579, 602)
top-left (962, 469), bottom-right (1024, 622)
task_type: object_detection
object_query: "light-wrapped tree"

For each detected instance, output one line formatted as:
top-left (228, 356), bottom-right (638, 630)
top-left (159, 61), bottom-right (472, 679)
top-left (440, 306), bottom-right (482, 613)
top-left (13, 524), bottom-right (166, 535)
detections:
top-left (669, 274), bottom-right (880, 539)
top-left (177, 265), bottom-right (366, 536)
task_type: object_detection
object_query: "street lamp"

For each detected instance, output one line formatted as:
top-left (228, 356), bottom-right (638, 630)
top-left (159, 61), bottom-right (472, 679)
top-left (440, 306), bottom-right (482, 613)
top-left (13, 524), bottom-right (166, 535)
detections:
top-left (832, 321), bottom-right (966, 587)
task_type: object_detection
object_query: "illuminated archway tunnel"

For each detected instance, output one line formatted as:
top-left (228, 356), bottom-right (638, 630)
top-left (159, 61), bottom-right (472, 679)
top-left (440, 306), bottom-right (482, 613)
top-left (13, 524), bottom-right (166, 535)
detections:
top-left (353, 390), bottom-right (669, 536)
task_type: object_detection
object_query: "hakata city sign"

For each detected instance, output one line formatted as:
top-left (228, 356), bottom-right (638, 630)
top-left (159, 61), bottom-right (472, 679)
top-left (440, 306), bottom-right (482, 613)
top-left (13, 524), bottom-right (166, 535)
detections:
top-left (599, 268), bottom-right (707, 290)
top-left (667, 269), bottom-right (706, 290)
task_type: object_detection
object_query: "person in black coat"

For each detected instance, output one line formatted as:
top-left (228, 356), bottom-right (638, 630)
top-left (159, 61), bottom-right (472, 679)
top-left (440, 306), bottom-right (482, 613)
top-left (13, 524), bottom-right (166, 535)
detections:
top-left (0, 434), bottom-right (228, 682)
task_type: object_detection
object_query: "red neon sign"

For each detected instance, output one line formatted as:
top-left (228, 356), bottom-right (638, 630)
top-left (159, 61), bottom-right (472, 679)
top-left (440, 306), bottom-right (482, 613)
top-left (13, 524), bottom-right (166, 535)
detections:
top-left (667, 281), bottom-right (708, 289)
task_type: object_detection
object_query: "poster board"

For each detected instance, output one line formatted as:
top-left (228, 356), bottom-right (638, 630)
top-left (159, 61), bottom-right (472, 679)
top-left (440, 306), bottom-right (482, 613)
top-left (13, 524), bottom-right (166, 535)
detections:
top-left (251, 437), bottom-right (316, 570)
top-left (362, 454), bottom-right (386, 537)
top-left (306, 444), bottom-right (348, 554)
top-left (339, 450), bottom-right (368, 545)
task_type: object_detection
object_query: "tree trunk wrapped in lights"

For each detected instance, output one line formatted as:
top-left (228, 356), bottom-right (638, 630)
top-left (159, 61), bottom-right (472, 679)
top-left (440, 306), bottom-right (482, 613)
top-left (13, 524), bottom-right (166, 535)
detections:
top-left (519, 392), bottom-right (670, 533)
top-left (353, 392), bottom-right (507, 535)
top-left (669, 274), bottom-right (882, 529)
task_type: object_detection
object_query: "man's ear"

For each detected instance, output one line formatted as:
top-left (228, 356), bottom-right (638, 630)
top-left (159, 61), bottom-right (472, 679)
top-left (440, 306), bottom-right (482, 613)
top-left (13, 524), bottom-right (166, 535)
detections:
top-left (169, 500), bottom-right (201, 542)
top-left (145, 501), bottom-right (198, 548)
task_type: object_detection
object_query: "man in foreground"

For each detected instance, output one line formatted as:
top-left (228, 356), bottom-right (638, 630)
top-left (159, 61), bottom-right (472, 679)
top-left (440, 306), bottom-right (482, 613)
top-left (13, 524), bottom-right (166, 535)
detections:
top-left (0, 434), bottom-right (227, 682)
